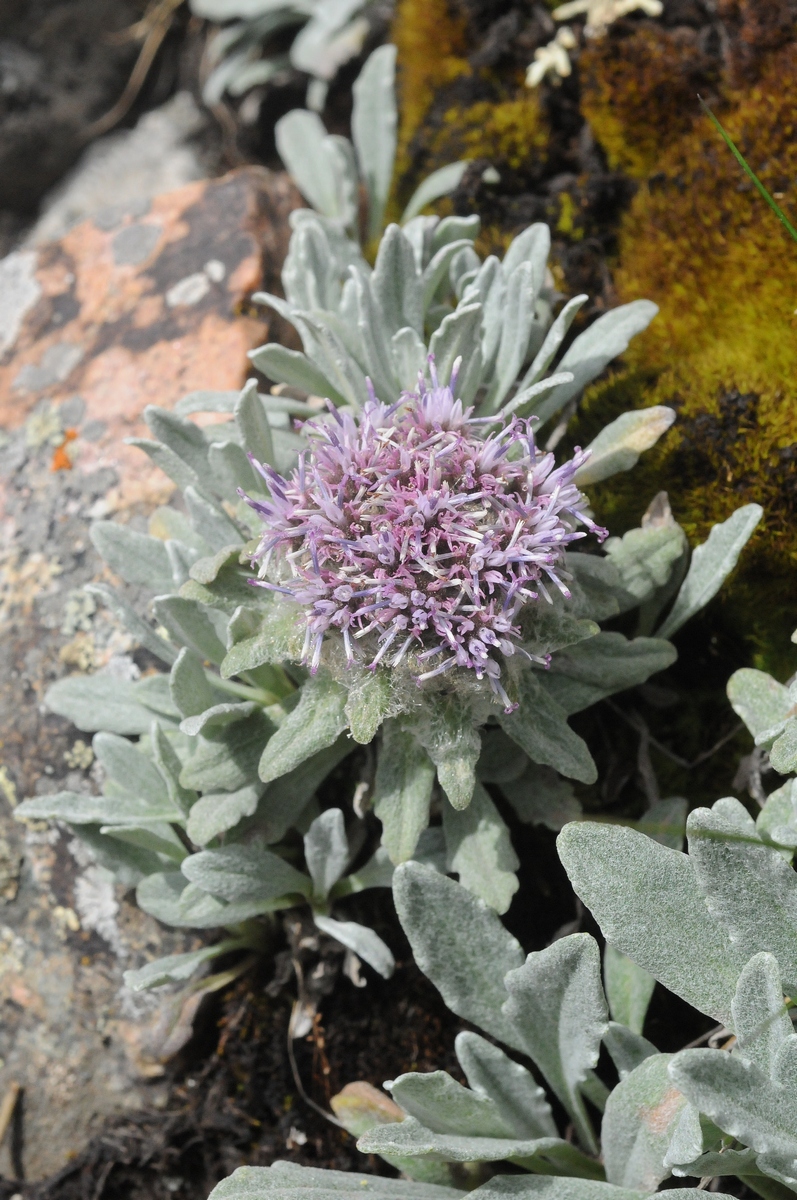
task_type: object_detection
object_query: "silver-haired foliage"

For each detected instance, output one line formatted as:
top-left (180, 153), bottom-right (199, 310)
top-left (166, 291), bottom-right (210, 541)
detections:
top-left (15, 136), bottom-right (760, 995)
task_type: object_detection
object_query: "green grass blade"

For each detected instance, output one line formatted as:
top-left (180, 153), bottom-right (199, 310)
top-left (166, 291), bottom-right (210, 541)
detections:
top-left (699, 95), bottom-right (797, 245)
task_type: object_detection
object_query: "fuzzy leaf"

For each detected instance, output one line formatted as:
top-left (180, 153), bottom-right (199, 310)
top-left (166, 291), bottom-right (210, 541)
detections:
top-left (90, 521), bottom-right (174, 592)
top-left (170, 647), bottom-right (216, 717)
top-left (499, 671), bottom-right (597, 784)
top-left (345, 670), bottom-right (393, 745)
top-left (533, 300), bottom-right (659, 427)
top-left (123, 939), bottom-right (245, 991)
top-left (153, 595), bottom-right (227, 664)
top-left (542, 633), bottom-right (676, 716)
top-left (145, 405), bottom-right (210, 478)
top-left (687, 799), bottom-right (797, 996)
top-left (151, 723), bottom-right (197, 815)
top-left (236, 380), bottom-right (275, 468)
top-left (401, 163), bottom-right (469, 224)
top-left (602, 1053), bottom-right (685, 1192)
top-left (257, 737), bottom-right (352, 844)
top-left (455, 1032), bottom-right (557, 1139)
top-left (373, 721), bottom-right (435, 864)
top-left (209, 1161), bottom-right (465, 1200)
top-left (304, 808), bottom-right (349, 899)
top-left (757, 780), bottom-right (797, 853)
top-left (557, 822), bottom-right (742, 1027)
top-left (182, 844), bottom-right (310, 904)
top-left (258, 672), bottom-right (348, 782)
top-left (389, 1071), bottom-right (522, 1139)
top-left (442, 782), bottom-right (519, 914)
top-left (187, 783), bottom-right (263, 846)
top-left (180, 701), bottom-right (258, 737)
top-left (604, 945), bottom-right (656, 1037)
top-left (503, 934), bottom-right (608, 1153)
top-left (574, 408), bottom-right (675, 487)
top-left (180, 711), bottom-right (273, 793)
top-left (352, 45), bottom-right (397, 241)
top-left (603, 521), bottom-right (687, 609)
top-left (93, 731), bottom-right (169, 805)
top-left (249, 344), bottom-right (344, 405)
top-left (393, 863), bottom-right (525, 1051)
top-left (472, 1182), bottom-right (735, 1200)
top-left (657, 505), bottom-right (763, 639)
top-left (86, 583), bottom-right (178, 666)
top-left (358, 1118), bottom-right (571, 1167)
top-left (499, 763), bottom-right (581, 831)
top-left (731, 952), bottom-right (793, 1078)
top-left (45, 674), bottom-right (174, 735)
top-left (313, 915), bottom-right (395, 979)
top-left (136, 870), bottom-right (188, 925)
top-left (603, 1022), bottom-right (658, 1082)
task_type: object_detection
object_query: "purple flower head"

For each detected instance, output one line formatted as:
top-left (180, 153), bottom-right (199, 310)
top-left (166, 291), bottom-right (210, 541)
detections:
top-left (243, 364), bottom-right (605, 712)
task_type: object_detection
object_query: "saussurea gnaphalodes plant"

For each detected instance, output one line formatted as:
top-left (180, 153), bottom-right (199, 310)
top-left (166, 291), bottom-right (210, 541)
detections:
top-left (17, 195), bottom-right (761, 995)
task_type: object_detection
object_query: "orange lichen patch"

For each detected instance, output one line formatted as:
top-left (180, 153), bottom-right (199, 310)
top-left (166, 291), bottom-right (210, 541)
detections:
top-left (50, 428), bottom-right (78, 472)
top-left (580, 25), bottom-right (716, 178)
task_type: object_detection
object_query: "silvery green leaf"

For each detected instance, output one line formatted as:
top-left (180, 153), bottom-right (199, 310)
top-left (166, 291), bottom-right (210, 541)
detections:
top-left (296, 309), bottom-right (370, 407)
top-left (463, 255), bottom-right (503, 376)
top-left (603, 1022), bottom-right (658, 1081)
top-left (602, 1053), bottom-right (684, 1191)
top-left (184, 485), bottom-right (244, 553)
top-left (134, 673), bottom-right (182, 720)
top-left (402, 215), bottom-right (439, 272)
top-left (180, 711), bottom-right (273, 792)
top-left (257, 736), bottom-right (350, 843)
top-left (744, 1152), bottom-right (797, 1188)
top-left (236, 379), bottom-right (275, 467)
top-left (413, 697), bottom-right (480, 811)
top-left (499, 670), bottom-right (597, 784)
top-left (208, 1160), bottom-right (464, 1200)
top-left (137, 870), bottom-right (188, 925)
top-left (662, 1101), bottom-right (703, 1170)
top-left (483, 262), bottom-right (538, 412)
top-left (604, 944), bottom-right (655, 1036)
top-left (603, 520), bottom-right (688, 610)
top-left (304, 808), bottom-right (349, 899)
top-left (670, 1147), bottom-right (761, 1179)
top-left (428, 303), bottom-right (483, 392)
top-left (313, 915), bottom-right (395, 979)
top-left (187, 784), bottom-right (262, 846)
top-left (170, 646), bottom-right (215, 717)
top-left (389, 1071), bottom-right (520, 1138)
top-left (93, 730), bottom-right (169, 805)
top-left (45, 674), bottom-right (170, 735)
top-left (209, 439), bottom-right (259, 495)
top-left (520, 295), bottom-right (588, 388)
top-left (442, 782), bottom-right (519, 915)
top-left (574, 408), bottom-right (676, 487)
top-left (123, 938), bottom-right (246, 991)
top-left (144, 405), bottom-right (210, 478)
top-left (15, 790), bottom-right (174, 826)
top-left (557, 822), bottom-right (742, 1027)
top-left (183, 843), bottom-right (310, 904)
top-left (431, 215), bottom-right (480, 253)
top-left (171, 882), bottom-right (290, 928)
top-left (372, 224), bottom-right (423, 335)
top-left (102, 821), bottom-right (187, 861)
top-left (533, 300), bottom-right (659, 428)
top-left (687, 800), bottom-right (797, 996)
top-left (502, 223), bottom-right (550, 287)
top-left (455, 1031), bottom-right (557, 1139)
top-left (421, 240), bottom-right (474, 314)
top-left (669, 1045), bottom-right (797, 1158)
top-left (127, 437), bottom-right (200, 492)
top-left (758, 780), bottom-right (797, 853)
top-left (153, 595), bottom-right (227, 665)
top-left (401, 162), bottom-right (470, 224)
top-left (541, 633), bottom-right (677, 716)
top-left (503, 934), bottom-right (607, 1153)
top-left (276, 110), bottom-right (352, 224)
top-left (358, 1117), bottom-right (568, 1166)
top-left (180, 701), bottom-right (258, 737)
top-left (373, 721), bottom-right (435, 864)
top-left (350, 268), bottom-right (400, 400)
top-left (176, 390), bottom-right (240, 416)
top-left (86, 583), bottom-right (176, 665)
top-left (497, 372), bottom-right (575, 421)
top-left (566, 553), bottom-right (623, 621)
top-left (771, 721), bottom-right (797, 775)
top-left (476, 1182), bottom-right (735, 1200)
top-left (499, 763), bottom-right (582, 831)
top-left (258, 672), bottom-right (348, 783)
top-left (90, 521), bottom-right (173, 592)
top-left (165, 538), bottom-right (198, 589)
top-left (248, 344), bottom-right (344, 404)
top-left (731, 952), bottom-right (792, 1077)
top-left (391, 326), bottom-right (428, 390)
top-left (226, 53), bottom-right (288, 97)
top-left (344, 667), bottom-right (393, 745)
top-left (728, 669), bottom-right (794, 743)
top-left (151, 722), bottom-right (196, 815)
top-left (393, 862), bottom-right (525, 1050)
top-left (657, 505), bottom-right (763, 639)
top-left (352, 45), bottom-right (397, 241)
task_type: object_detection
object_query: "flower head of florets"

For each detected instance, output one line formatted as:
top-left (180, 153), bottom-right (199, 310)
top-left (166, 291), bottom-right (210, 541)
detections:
top-left (243, 365), bottom-right (605, 712)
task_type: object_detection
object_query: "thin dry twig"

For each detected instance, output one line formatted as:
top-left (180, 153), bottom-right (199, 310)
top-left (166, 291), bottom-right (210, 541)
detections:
top-left (0, 1080), bottom-right (20, 1149)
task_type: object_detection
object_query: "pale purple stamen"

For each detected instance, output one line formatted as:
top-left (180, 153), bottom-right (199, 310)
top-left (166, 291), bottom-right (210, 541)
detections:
top-left (244, 378), bottom-right (605, 712)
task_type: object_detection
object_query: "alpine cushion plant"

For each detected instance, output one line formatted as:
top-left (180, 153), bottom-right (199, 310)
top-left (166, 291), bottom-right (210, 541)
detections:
top-left (14, 149), bottom-right (761, 992)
